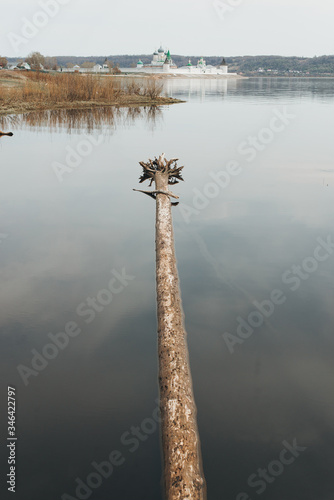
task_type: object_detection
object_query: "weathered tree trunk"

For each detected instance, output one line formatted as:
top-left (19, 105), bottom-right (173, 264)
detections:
top-left (134, 155), bottom-right (206, 500)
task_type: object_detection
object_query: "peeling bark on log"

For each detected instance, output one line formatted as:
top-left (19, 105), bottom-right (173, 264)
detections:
top-left (135, 155), bottom-right (207, 500)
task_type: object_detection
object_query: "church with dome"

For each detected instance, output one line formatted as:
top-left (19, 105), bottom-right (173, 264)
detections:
top-left (127, 45), bottom-right (232, 75)
top-left (136, 46), bottom-right (177, 71)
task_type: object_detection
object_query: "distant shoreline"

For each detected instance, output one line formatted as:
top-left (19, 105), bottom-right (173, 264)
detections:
top-left (117, 73), bottom-right (245, 79)
top-left (246, 75), bottom-right (334, 79)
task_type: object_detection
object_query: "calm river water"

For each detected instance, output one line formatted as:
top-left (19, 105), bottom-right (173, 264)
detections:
top-left (1, 78), bottom-right (334, 500)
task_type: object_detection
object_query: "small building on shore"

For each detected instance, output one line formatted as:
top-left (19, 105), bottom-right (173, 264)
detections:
top-left (60, 63), bottom-right (110, 74)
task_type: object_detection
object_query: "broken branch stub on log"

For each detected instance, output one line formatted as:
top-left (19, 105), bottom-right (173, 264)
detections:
top-left (134, 155), bottom-right (207, 500)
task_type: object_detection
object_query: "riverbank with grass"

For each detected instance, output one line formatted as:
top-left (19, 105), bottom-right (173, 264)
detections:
top-left (0, 71), bottom-right (183, 116)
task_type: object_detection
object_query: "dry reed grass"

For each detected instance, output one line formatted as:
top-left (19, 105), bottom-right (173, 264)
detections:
top-left (125, 76), bottom-right (163, 99)
top-left (0, 72), bottom-right (165, 113)
top-left (0, 71), bottom-right (120, 105)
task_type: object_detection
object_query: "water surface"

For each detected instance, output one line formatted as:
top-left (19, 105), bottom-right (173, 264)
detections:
top-left (1, 78), bottom-right (333, 500)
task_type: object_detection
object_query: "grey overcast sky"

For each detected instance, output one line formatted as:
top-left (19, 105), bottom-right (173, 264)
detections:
top-left (1, 0), bottom-right (333, 58)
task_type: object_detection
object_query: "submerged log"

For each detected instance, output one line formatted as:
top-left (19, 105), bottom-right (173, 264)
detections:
top-left (134, 154), bottom-right (207, 500)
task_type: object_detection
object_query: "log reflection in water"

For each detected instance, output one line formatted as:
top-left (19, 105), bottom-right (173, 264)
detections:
top-left (0, 106), bottom-right (162, 134)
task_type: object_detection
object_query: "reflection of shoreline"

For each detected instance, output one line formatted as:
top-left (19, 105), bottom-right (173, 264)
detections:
top-left (163, 76), bottom-right (334, 102)
top-left (0, 106), bottom-right (163, 134)
top-left (163, 77), bottom-right (235, 101)
top-left (117, 73), bottom-right (245, 79)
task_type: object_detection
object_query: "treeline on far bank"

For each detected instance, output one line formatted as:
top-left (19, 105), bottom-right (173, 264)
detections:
top-left (6, 54), bottom-right (334, 76)
top-left (55, 54), bottom-right (334, 76)
top-left (227, 55), bottom-right (334, 76)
